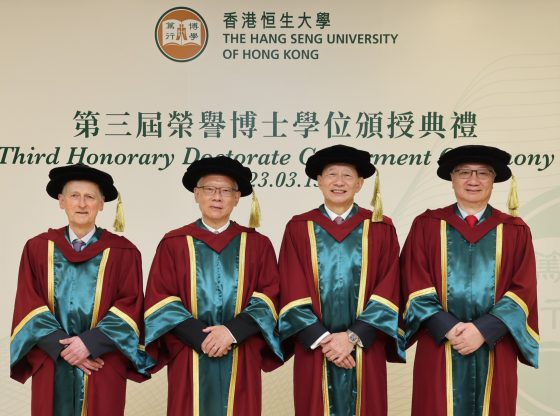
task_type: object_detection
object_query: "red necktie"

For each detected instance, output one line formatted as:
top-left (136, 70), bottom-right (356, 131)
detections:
top-left (465, 215), bottom-right (478, 228)
top-left (334, 216), bottom-right (344, 225)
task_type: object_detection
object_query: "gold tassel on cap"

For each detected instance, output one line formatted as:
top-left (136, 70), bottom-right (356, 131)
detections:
top-left (249, 190), bottom-right (261, 228)
top-left (507, 174), bottom-right (519, 217)
top-left (113, 193), bottom-right (125, 232)
top-left (371, 169), bottom-right (383, 222)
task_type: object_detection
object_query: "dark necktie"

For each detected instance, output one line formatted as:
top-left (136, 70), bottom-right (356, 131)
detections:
top-left (334, 216), bottom-right (344, 225)
top-left (465, 215), bottom-right (478, 228)
top-left (72, 239), bottom-right (85, 252)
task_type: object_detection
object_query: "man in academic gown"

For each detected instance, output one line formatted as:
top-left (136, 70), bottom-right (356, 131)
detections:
top-left (401, 145), bottom-right (539, 416)
top-left (278, 145), bottom-right (404, 416)
top-left (144, 156), bottom-right (282, 416)
top-left (10, 163), bottom-right (150, 416)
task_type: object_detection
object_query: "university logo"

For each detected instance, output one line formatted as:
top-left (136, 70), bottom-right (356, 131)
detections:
top-left (155, 7), bottom-right (208, 62)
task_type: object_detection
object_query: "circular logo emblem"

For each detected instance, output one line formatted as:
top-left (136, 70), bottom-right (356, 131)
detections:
top-left (155, 7), bottom-right (208, 62)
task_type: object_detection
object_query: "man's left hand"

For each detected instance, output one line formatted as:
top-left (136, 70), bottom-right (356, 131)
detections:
top-left (59, 337), bottom-right (92, 366)
top-left (449, 322), bottom-right (485, 355)
top-left (201, 326), bottom-right (234, 357)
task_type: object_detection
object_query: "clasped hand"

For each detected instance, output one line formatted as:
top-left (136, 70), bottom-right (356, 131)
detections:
top-left (201, 325), bottom-right (234, 357)
top-left (446, 322), bottom-right (485, 355)
top-left (59, 336), bottom-right (104, 375)
top-left (320, 332), bottom-right (355, 369)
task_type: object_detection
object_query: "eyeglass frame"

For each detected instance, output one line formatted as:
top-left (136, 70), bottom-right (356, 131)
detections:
top-left (195, 185), bottom-right (240, 197)
top-left (451, 167), bottom-right (496, 180)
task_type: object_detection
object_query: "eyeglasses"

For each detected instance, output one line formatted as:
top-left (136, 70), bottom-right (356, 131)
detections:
top-left (452, 168), bottom-right (495, 180)
top-left (196, 186), bottom-right (239, 198)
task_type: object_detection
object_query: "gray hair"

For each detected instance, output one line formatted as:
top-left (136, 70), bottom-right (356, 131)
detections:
top-left (196, 175), bottom-right (238, 190)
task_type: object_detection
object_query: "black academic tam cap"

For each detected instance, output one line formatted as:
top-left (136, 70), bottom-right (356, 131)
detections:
top-left (437, 145), bottom-right (512, 183)
top-left (305, 145), bottom-right (376, 180)
top-left (182, 156), bottom-right (253, 197)
top-left (46, 163), bottom-right (118, 201)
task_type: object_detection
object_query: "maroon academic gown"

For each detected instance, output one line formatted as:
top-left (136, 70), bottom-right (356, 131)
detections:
top-left (401, 205), bottom-right (539, 416)
top-left (279, 207), bottom-right (403, 416)
top-left (144, 222), bottom-right (282, 416)
top-left (10, 227), bottom-right (146, 416)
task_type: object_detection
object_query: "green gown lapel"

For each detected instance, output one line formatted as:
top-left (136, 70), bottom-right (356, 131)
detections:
top-left (315, 205), bottom-right (362, 416)
top-left (446, 208), bottom-right (496, 416)
top-left (53, 228), bottom-right (103, 416)
top-left (194, 220), bottom-right (240, 416)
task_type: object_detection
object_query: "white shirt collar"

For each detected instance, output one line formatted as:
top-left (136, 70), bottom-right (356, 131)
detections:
top-left (457, 204), bottom-right (487, 221)
top-left (323, 204), bottom-right (354, 221)
top-left (68, 226), bottom-right (96, 245)
top-left (201, 219), bottom-right (230, 234)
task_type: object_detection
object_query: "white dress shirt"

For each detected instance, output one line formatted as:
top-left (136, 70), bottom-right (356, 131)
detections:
top-left (68, 226), bottom-right (96, 249)
top-left (323, 204), bottom-right (354, 222)
top-left (457, 204), bottom-right (487, 221)
top-left (201, 219), bottom-right (230, 234)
